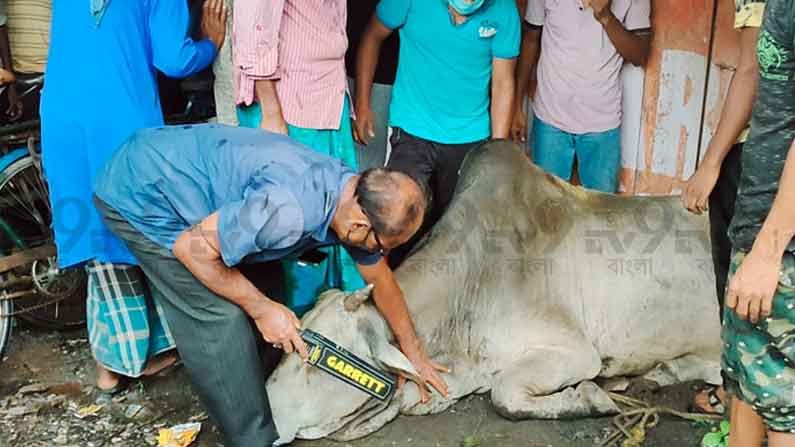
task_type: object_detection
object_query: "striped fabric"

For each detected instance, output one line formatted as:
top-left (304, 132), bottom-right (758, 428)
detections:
top-left (233, 0), bottom-right (350, 130)
top-left (86, 261), bottom-right (175, 378)
top-left (7, 0), bottom-right (51, 73)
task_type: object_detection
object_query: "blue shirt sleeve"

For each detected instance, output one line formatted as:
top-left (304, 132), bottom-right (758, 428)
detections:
top-left (148, 0), bottom-right (217, 77)
top-left (376, 0), bottom-right (411, 30)
top-left (216, 184), bottom-right (304, 267)
top-left (492, 1), bottom-right (521, 59)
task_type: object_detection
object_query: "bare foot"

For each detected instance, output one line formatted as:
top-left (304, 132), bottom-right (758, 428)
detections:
top-left (96, 362), bottom-right (122, 391)
top-left (141, 350), bottom-right (180, 376)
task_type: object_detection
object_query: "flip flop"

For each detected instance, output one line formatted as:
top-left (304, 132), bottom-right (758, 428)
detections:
top-left (690, 385), bottom-right (727, 415)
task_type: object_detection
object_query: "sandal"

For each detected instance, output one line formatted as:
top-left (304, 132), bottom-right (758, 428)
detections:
top-left (691, 385), bottom-right (727, 415)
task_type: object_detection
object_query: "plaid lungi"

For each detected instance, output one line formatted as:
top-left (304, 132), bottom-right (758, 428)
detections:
top-left (85, 261), bottom-right (175, 377)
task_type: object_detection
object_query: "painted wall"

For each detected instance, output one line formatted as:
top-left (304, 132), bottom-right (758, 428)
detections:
top-left (619, 0), bottom-right (739, 196)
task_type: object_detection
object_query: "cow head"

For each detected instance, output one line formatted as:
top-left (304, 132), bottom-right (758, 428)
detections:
top-left (267, 285), bottom-right (418, 444)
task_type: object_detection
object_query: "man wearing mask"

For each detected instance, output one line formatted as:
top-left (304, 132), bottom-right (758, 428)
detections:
top-left (356, 0), bottom-right (520, 267)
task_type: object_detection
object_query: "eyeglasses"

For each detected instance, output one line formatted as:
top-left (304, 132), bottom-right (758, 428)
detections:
top-left (358, 203), bottom-right (388, 256)
top-left (365, 226), bottom-right (387, 256)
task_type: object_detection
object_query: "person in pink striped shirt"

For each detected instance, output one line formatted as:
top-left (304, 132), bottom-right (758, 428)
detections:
top-left (233, 0), bottom-right (364, 317)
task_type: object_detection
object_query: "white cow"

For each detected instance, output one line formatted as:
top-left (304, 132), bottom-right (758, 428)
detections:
top-left (266, 141), bottom-right (722, 444)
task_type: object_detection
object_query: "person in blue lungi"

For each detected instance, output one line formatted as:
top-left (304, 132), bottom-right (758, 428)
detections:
top-left (40, 0), bottom-right (226, 394)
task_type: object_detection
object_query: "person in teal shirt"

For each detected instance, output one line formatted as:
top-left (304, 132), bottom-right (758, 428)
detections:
top-left (354, 0), bottom-right (520, 267)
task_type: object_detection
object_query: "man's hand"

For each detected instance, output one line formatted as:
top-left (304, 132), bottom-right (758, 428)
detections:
top-left (510, 107), bottom-right (527, 144)
top-left (353, 104), bottom-right (376, 145)
top-left (5, 83), bottom-right (22, 121)
top-left (251, 300), bottom-right (309, 360)
top-left (401, 342), bottom-right (450, 403)
top-left (356, 260), bottom-right (450, 403)
top-left (726, 251), bottom-right (781, 324)
top-left (260, 110), bottom-right (289, 135)
top-left (583, 0), bottom-right (613, 25)
top-left (681, 162), bottom-right (721, 215)
top-left (201, 0), bottom-right (227, 51)
top-left (0, 68), bottom-right (14, 85)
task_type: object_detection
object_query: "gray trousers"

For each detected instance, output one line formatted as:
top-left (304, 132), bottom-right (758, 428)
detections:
top-left (212, 0), bottom-right (238, 126)
top-left (94, 196), bottom-right (278, 447)
top-left (348, 77), bottom-right (392, 170)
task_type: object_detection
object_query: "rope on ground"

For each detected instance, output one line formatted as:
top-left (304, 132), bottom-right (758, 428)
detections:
top-left (598, 392), bottom-right (722, 447)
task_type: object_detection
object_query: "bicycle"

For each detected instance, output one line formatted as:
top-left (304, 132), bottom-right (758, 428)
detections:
top-left (0, 117), bottom-right (88, 357)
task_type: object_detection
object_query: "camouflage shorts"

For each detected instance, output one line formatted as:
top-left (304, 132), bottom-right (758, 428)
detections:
top-left (722, 251), bottom-right (795, 432)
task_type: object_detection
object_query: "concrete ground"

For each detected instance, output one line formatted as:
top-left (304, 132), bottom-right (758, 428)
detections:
top-left (0, 326), bottom-right (717, 446)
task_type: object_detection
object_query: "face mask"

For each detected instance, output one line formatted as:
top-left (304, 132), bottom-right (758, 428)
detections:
top-left (448, 0), bottom-right (485, 16)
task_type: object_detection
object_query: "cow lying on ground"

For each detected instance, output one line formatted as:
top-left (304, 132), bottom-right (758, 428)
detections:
top-left (266, 140), bottom-right (722, 444)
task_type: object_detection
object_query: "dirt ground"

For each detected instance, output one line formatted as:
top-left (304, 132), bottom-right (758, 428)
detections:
top-left (0, 325), bottom-right (717, 447)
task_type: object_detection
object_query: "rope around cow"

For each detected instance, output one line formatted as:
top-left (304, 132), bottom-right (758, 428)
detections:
top-left (599, 392), bottom-right (722, 447)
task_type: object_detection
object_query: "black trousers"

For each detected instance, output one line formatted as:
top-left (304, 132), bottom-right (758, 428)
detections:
top-left (709, 143), bottom-right (742, 321)
top-left (94, 196), bottom-right (283, 447)
top-left (385, 127), bottom-right (484, 268)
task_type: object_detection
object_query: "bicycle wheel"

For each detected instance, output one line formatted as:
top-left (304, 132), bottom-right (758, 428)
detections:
top-left (0, 154), bottom-right (86, 330)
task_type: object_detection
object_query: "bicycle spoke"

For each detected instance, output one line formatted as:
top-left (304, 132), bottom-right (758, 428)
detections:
top-left (0, 164), bottom-right (52, 245)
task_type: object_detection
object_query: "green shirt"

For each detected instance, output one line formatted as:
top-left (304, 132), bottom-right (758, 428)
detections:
top-left (729, 0), bottom-right (795, 252)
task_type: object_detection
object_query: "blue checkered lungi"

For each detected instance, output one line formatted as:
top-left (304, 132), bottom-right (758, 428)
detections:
top-left (85, 261), bottom-right (175, 377)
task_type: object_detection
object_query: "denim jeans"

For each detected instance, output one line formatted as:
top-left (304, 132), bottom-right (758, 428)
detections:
top-left (531, 116), bottom-right (621, 193)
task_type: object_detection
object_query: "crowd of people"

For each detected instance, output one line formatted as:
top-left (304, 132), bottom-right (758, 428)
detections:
top-left (0, 0), bottom-right (793, 446)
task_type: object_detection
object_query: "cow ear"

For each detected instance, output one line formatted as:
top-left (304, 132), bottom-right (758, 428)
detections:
top-left (344, 284), bottom-right (374, 312)
top-left (369, 336), bottom-right (420, 379)
top-left (316, 288), bottom-right (343, 305)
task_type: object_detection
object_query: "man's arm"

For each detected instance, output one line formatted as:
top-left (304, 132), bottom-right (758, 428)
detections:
top-left (357, 259), bottom-right (449, 402)
top-left (233, 0), bottom-right (287, 133)
top-left (0, 22), bottom-right (21, 120)
top-left (491, 57), bottom-right (516, 139)
top-left (586, 0), bottom-right (650, 66)
top-left (511, 24), bottom-right (541, 143)
top-left (0, 2), bottom-right (10, 73)
top-left (255, 79), bottom-right (288, 134)
top-left (353, 15), bottom-right (393, 145)
top-left (148, 0), bottom-right (224, 78)
top-left (172, 212), bottom-right (308, 358)
top-left (682, 26), bottom-right (760, 213)
top-left (515, 0), bottom-right (528, 18)
top-left (727, 139), bottom-right (795, 323)
top-left (0, 25), bottom-right (12, 75)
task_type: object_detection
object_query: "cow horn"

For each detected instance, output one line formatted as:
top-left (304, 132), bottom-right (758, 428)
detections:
top-left (344, 284), bottom-right (374, 311)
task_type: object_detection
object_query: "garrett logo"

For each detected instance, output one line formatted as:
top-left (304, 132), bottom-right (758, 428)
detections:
top-left (302, 329), bottom-right (396, 401)
top-left (325, 355), bottom-right (388, 396)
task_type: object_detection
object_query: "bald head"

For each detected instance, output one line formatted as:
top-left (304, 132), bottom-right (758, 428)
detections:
top-left (354, 168), bottom-right (428, 239)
